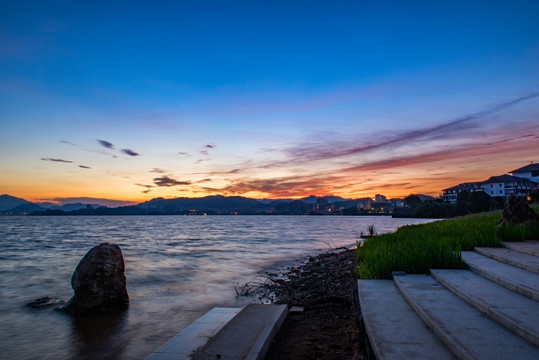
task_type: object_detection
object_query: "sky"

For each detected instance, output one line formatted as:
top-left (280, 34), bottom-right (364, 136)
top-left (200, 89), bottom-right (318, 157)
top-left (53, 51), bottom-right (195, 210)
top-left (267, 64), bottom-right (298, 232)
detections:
top-left (1, 1), bottom-right (538, 205)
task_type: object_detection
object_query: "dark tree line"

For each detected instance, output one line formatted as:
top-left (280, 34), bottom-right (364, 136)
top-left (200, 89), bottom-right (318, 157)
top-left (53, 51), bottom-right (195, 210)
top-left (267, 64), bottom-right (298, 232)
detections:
top-left (394, 191), bottom-right (501, 218)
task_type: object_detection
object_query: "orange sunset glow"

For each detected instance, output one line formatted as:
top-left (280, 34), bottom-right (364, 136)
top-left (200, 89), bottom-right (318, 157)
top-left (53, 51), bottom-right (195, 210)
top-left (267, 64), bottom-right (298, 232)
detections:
top-left (1, 2), bottom-right (538, 205)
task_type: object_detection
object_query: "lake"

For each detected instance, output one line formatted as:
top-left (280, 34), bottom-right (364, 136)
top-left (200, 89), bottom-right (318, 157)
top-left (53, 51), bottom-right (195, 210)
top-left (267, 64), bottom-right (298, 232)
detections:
top-left (0, 215), bottom-right (434, 359)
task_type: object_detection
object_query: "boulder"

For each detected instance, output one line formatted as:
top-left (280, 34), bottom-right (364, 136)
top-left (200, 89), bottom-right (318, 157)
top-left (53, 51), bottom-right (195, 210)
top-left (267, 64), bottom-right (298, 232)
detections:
top-left (26, 296), bottom-right (65, 308)
top-left (498, 194), bottom-right (539, 226)
top-left (59, 243), bottom-right (129, 316)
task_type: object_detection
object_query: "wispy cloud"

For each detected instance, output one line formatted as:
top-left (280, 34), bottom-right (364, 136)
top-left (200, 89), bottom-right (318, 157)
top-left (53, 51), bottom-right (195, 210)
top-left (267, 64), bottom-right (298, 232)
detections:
top-left (359, 183), bottom-right (412, 191)
top-left (279, 92), bottom-right (539, 165)
top-left (153, 176), bottom-right (191, 187)
top-left (177, 152), bottom-right (191, 157)
top-left (122, 149), bottom-right (140, 157)
top-left (214, 175), bottom-right (344, 198)
top-left (151, 168), bottom-right (167, 173)
top-left (97, 139), bottom-right (115, 149)
top-left (41, 158), bottom-right (72, 163)
top-left (79, 165), bottom-right (91, 169)
top-left (199, 150), bottom-right (209, 156)
top-left (206, 144), bottom-right (216, 149)
top-left (340, 134), bottom-right (538, 174)
top-left (59, 139), bottom-right (76, 146)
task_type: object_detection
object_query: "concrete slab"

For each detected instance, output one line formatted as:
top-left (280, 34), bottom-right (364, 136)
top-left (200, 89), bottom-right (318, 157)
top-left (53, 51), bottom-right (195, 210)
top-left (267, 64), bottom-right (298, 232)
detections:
top-left (474, 247), bottom-right (539, 274)
top-left (502, 241), bottom-right (539, 257)
top-left (357, 279), bottom-right (455, 360)
top-left (190, 304), bottom-right (288, 360)
top-left (462, 251), bottom-right (539, 301)
top-left (394, 275), bottom-right (539, 360)
top-left (431, 269), bottom-right (539, 347)
top-left (146, 307), bottom-right (243, 360)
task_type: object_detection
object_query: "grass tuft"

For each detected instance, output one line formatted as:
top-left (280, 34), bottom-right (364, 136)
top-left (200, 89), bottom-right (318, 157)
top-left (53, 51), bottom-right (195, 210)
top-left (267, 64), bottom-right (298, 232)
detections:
top-left (357, 207), bottom-right (539, 279)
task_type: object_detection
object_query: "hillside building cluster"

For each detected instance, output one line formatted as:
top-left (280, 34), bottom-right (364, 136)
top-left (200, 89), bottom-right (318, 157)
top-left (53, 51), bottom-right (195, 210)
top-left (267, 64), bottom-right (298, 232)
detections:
top-left (441, 163), bottom-right (539, 204)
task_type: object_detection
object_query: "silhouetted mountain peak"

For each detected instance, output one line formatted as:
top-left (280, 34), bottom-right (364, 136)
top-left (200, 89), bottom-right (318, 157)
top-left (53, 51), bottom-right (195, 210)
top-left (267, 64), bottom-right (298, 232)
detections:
top-left (0, 194), bottom-right (30, 211)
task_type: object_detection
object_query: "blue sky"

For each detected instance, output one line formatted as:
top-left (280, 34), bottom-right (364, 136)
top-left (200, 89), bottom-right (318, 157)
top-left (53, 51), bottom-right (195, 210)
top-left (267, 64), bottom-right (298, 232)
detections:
top-left (1, 1), bottom-right (538, 203)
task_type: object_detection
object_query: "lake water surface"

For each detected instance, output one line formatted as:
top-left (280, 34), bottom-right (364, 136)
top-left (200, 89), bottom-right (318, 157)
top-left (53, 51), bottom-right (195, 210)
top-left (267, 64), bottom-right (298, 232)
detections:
top-left (0, 215), bottom-right (434, 359)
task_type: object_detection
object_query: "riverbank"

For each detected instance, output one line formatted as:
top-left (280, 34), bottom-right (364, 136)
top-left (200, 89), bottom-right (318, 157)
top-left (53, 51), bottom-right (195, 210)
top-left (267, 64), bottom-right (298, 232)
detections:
top-left (252, 248), bottom-right (366, 359)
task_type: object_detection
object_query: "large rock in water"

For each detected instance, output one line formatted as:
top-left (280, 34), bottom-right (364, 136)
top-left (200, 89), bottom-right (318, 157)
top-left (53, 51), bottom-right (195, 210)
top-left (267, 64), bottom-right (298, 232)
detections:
top-left (59, 243), bottom-right (129, 316)
top-left (498, 194), bottom-right (539, 226)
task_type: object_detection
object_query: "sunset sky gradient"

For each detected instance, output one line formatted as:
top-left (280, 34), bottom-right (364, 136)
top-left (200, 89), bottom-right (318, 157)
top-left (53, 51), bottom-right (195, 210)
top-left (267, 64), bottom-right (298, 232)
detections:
top-left (1, 1), bottom-right (538, 204)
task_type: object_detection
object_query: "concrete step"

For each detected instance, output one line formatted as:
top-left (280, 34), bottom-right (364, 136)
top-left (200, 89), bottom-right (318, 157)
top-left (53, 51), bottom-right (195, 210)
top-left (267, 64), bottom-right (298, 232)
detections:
top-left (357, 279), bottom-right (456, 360)
top-left (146, 304), bottom-right (287, 360)
top-left (461, 251), bottom-right (539, 301)
top-left (190, 304), bottom-right (287, 360)
top-left (394, 274), bottom-right (539, 360)
top-left (474, 247), bottom-right (539, 274)
top-left (146, 307), bottom-right (243, 360)
top-left (431, 269), bottom-right (539, 347)
top-left (502, 240), bottom-right (539, 256)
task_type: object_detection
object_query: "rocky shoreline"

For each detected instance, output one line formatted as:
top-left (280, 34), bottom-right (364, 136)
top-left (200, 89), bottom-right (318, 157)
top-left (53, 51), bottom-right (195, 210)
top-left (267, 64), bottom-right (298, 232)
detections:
top-left (244, 248), bottom-right (367, 359)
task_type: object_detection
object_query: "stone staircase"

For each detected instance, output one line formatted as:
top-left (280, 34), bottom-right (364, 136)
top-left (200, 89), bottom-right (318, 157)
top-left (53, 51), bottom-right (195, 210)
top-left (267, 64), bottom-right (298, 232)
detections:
top-left (357, 241), bottom-right (539, 360)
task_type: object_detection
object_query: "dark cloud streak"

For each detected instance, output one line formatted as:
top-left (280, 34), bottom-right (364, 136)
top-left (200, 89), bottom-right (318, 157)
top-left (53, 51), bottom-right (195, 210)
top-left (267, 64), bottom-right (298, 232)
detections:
top-left (153, 176), bottom-right (191, 187)
top-left (59, 139), bottom-right (76, 146)
top-left (122, 149), bottom-right (140, 157)
top-left (41, 158), bottom-right (73, 163)
top-left (97, 139), bottom-right (115, 149)
top-left (135, 183), bottom-right (153, 188)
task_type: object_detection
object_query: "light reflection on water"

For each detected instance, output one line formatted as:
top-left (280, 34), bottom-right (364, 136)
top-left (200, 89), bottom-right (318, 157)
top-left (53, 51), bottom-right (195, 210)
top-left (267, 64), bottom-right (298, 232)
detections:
top-left (0, 215), bottom-right (434, 359)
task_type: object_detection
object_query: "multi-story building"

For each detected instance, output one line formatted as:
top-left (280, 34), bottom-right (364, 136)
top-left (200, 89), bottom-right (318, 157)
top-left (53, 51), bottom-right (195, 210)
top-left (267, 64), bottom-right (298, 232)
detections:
top-left (510, 163), bottom-right (539, 185)
top-left (480, 174), bottom-right (535, 198)
top-left (441, 165), bottom-right (537, 203)
top-left (441, 182), bottom-right (483, 203)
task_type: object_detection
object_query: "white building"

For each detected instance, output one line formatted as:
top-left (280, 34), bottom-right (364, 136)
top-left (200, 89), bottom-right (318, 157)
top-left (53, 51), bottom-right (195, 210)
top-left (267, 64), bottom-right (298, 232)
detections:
top-left (510, 163), bottom-right (539, 185)
top-left (375, 194), bottom-right (387, 203)
top-left (480, 174), bottom-right (535, 198)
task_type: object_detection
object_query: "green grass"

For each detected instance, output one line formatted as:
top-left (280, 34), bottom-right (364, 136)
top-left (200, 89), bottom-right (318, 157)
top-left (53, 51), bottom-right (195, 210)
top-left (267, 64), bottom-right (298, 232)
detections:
top-left (357, 206), bottom-right (539, 279)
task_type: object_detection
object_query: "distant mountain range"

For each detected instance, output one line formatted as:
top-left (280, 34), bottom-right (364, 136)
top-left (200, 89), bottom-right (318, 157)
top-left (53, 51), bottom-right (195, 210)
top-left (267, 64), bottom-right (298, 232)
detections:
top-left (0, 193), bottom-right (435, 216)
top-left (0, 194), bottom-right (104, 214)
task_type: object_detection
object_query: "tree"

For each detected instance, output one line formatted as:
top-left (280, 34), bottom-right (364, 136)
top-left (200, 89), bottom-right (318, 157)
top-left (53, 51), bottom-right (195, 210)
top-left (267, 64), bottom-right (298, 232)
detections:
top-left (467, 191), bottom-right (491, 213)
top-left (404, 194), bottom-right (421, 208)
top-left (456, 190), bottom-right (469, 204)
